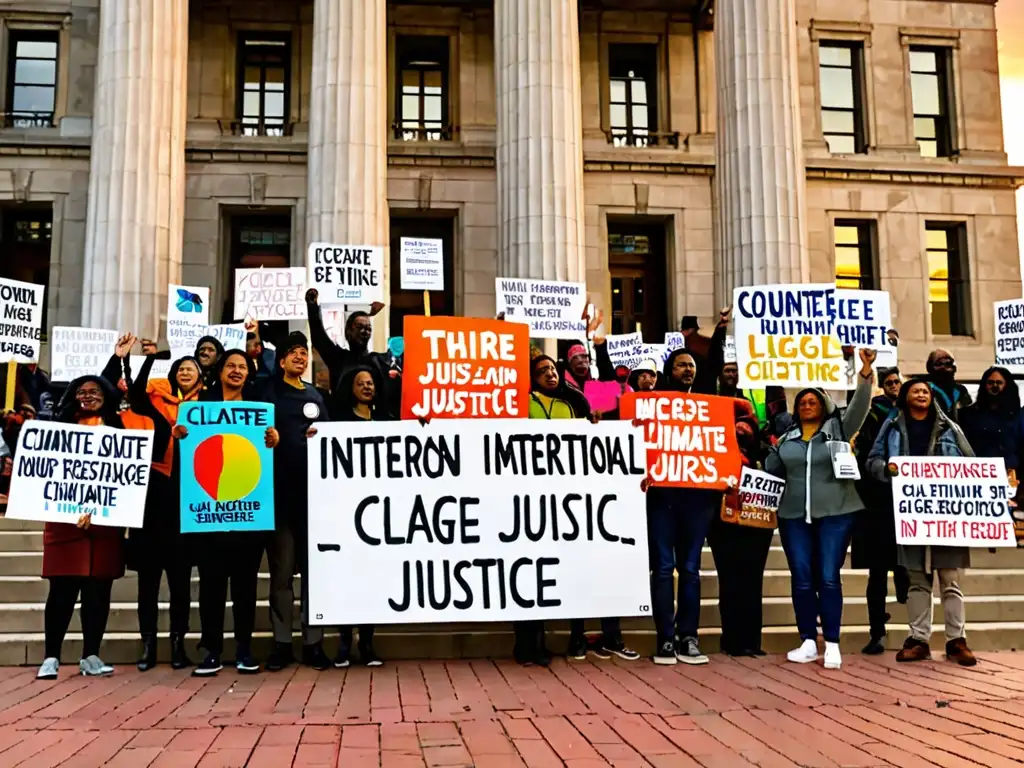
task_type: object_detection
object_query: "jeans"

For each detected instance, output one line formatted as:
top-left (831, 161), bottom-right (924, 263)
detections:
top-left (647, 488), bottom-right (718, 644)
top-left (45, 577), bottom-right (113, 659)
top-left (778, 513), bottom-right (855, 643)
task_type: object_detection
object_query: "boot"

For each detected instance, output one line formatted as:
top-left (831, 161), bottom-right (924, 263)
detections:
top-left (137, 634), bottom-right (157, 672)
top-left (170, 633), bottom-right (192, 670)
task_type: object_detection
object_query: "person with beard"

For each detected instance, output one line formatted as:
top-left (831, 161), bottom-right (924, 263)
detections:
top-left (766, 349), bottom-right (875, 671)
top-left (194, 335), bottom-right (225, 389)
top-left (36, 373), bottom-right (155, 680)
top-left (959, 367), bottom-right (1023, 472)
top-left (305, 289), bottom-right (398, 419)
top-left (173, 351), bottom-right (280, 676)
top-left (925, 349), bottom-right (972, 422)
top-left (260, 333), bottom-right (331, 672)
top-left (867, 377), bottom-right (977, 666)
top-left (851, 367), bottom-right (909, 655)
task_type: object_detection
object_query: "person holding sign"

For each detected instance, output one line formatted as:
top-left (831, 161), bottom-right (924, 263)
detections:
top-left (867, 378), bottom-right (977, 666)
top-left (765, 348), bottom-right (876, 671)
top-left (36, 374), bottom-right (156, 681)
top-left (173, 351), bottom-right (280, 677)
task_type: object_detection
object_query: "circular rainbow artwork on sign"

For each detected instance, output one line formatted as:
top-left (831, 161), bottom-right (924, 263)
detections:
top-left (194, 434), bottom-right (262, 501)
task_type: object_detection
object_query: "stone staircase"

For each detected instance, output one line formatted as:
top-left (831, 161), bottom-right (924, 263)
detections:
top-left (1, 518), bottom-right (1022, 665)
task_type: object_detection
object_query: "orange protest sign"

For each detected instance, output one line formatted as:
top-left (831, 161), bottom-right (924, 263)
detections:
top-left (401, 315), bottom-right (530, 420)
top-left (620, 392), bottom-right (741, 490)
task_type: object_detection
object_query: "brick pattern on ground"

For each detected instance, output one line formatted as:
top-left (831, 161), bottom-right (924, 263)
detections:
top-left (0, 652), bottom-right (1022, 767)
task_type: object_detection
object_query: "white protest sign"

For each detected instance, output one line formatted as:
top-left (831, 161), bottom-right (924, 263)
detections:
top-left (606, 332), bottom-right (643, 367)
top-left (995, 298), bottom-right (1024, 374)
top-left (400, 238), bottom-right (444, 291)
top-left (307, 243), bottom-right (385, 305)
top-left (206, 323), bottom-right (246, 351)
top-left (6, 420), bottom-right (154, 528)
top-left (833, 289), bottom-right (891, 349)
top-left (891, 456), bottom-right (1016, 548)
top-left (49, 328), bottom-right (118, 383)
top-left (723, 335), bottom-right (737, 364)
top-left (721, 467), bottom-right (785, 528)
top-left (234, 267), bottom-right (307, 321)
top-left (167, 284), bottom-right (210, 349)
top-left (307, 419), bottom-right (651, 625)
top-left (733, 283), bottom-right (842, 389)
top-left (664, 332), bottom-right (685, 352)
top-left (0, 277), bottom-right (44, 363)
top-left (494, 278), bottom-right (588, 340)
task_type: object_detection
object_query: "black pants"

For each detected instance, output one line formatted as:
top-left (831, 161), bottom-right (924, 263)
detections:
top-left (569, 617), bottom-right (621, 644)
top-left (44, 577), bottom-right (113, 659)
top-left (138, 558), bottom-right (192, 638)
top-left (338, 625), bottom-right (376, 652)
top-left (195, 536), bottom-right (264, 657)
top-left (708, 517), bottom-right (773, 654)
top-left (513, 620), bottom-right (545, 656)
top-left (867, 564), bottom-right (910, 639)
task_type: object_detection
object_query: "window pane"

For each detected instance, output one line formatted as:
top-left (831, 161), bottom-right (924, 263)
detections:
top-left (834, 225), bottom-right (860, 246)
top-left (909, 49), bottom-right (937, 74)
top-left (911, 73), bottom-right (940, 115)
top-left (13, 86), bottom-right (54, 112)
top-left (265, 67), bottom-right (285, 87)
top-left (927, 250), bottom-right (949, 281)
top-left (631, 105), bottom-right (648, 129)
top-left (16, 40), bottom-right (56, 59)
top-left (914, 116), bottom-right (936, 140)
top-left (930, 295), bottom-right (951, 335)
top-left (402, 94), bottom-right (419, 120)
top-left (825, 134), bottom-right (855, 154)
top-left (14, 59), bottom-right (56, 86)
top-left (610, 103), bottom-right (627, 128)
top-left (241, 92), bottom-right (259, 117)
top-left (610, 79), bottom-right (626, 104)
top-left (926, 228), bottom-right (949, 251)
top-left (630, 79), bottom-right (648, 104)
top-left (918, 138), bottom-right (938, 158)
top-left (244, 67), bottom-right (261, 87)
top-left (424, 95), bottom-right (441, 122)
top-left (822, 109), bottom-right (854, 135)
top-left (423, 70), bottom-right (442, 89)
top-left (611, 279), bottom-right (623, 313)
top-left (836, 276), bottom-right (861, 290)
top-left (835, 245), bottom-right (862, 281)
top-left (820, 68), bottom-right (854, 109)
top-left (819, 45), bottom-right (852, 67)
top-left (263, 91), bottom-right (284, 118)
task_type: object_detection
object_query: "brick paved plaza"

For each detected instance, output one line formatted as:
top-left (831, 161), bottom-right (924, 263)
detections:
top-left (0, 652), bottom-right (1023, 767)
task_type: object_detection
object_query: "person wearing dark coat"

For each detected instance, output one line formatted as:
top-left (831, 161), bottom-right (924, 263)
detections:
top-left (958, 366), bottom-right (1023, 474)
top-left (194, 335), bottom-right (226, 389)
top-left (925, 349), bottom-right (973, 422)
top-left (851, 367), bottom-right (909, 654)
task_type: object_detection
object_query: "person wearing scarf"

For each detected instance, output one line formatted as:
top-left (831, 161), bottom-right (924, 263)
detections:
top-left (925, 349), bottom-right (972, 423)
top-left (36, 372), bottom-right (155, 680)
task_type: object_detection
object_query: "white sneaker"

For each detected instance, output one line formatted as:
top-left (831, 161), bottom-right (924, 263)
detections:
top-left (37, 657), bottom-right (59, 680)
top-left (824, 642), bottom-right (842, 670)
top-left (787, 639), bottom-right (819, 664)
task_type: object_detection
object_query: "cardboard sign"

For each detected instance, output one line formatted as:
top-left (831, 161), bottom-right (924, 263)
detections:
top-left (400, 238), bottom-right (445, 291)
top-left (722, 468), bottom-right (785, 529)
top-left (0, 277), bottom-right (45, 363)
top-left (234, 267), bottom-right (307, 321)
top-left (401, 316), bottom-right (529, 419)
top-left (307, 243), bottom-right (385, 305)
top-left (621, 392), bottom-right (741, 490)
top-left (6, 421), bottom-right (154, 528)
top-left (995, 298), bottom-right (1024, 374)
top-left (178, 401), bottom-right (276, 533)
top-left (891, 457), bottom-right (1016, 547)
top-left (494, 278), bottom-right (587, 339)
top-left (50, 327), bottom-right (118, 383)
top-left (584, 380), bottom-right (630, 414)
top-left (306, 419), bottom-right (651, 625)
top-left (664, 332), bottom-right (685, 352)
top-left (167, 284), bottom-right (210, 350)
top-left (733, 283), bottom-right (843, 388)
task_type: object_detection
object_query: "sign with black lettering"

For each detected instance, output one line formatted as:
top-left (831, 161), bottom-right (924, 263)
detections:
top-left (0, 277), bottom-right (44, 363)
top-left (995, 298), bottom-right (1024, 374)
top-left (50, 327), bottom-right (118, 383)
top-left (495, 278), bottom-right (588, 339)
top-left (6, 421), bottom-right (154, 527)
top-left (307, 243), bottom-right (385, 305)
top-left (307, 420), bottom-right (651, 625)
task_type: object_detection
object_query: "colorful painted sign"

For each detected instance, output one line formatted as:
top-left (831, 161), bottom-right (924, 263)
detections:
top-left (721, 468), bottom-right (785, 529)
top-left (166, 284), bottom-right (210, 350)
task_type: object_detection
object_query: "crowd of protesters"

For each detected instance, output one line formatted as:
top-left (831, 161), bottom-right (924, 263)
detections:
top-left (1, 293), bottom-right (1021, 681)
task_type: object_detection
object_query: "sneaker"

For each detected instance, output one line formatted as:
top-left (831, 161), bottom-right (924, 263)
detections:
top-left (824, 641), bottom-right (842, 670)
top-left (895, 638), bottom-right (931, 663)
top-left (653, 640), bottom-right (678, 666)
top-left (192, 653), bottom-right (223, 677)
top-left (601, 640), bottom-right (640, 661)
top-left (565, 635), bottom-right (588, 661)
top-left (302, 643), bottom-right (331, 671)
top-left (333, 649), bottom-right (351, 669)
top-left (861, 638), bottom-right (886, 655)
top-left (587, 641), bottom-right (612, 660)
top-left (359, 644), bottom-right (383, 668)
top-left (675, 637), bottom-right (709, 666)
top-left (946, 638), bottom-right (977, 667)
top-left (236, 650), bottom-right (261, 675)
top-left (265, 643), bottom-right (294, 672)
top-left (786, 639), bottom-right (819, 664)
top-left (36, 657), bottom-right (59, 680)
top-left (79, 655), bottom-right (114, 676)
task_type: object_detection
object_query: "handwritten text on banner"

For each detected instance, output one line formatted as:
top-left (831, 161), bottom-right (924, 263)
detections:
top-left (234, 268), bottom-right (307, 321)
top-left (307, 243), bottom-right (385, 305)
top-left (995, 298), bottom-right (1024, 374)
top-left (0, 277), bottom-right (45, 363)
top-left (495, 278), bottom-right (587, 340)
top-left (400, 238), bottom-right (445, 291)
top-left (50, 327), bottom-right (118, 383)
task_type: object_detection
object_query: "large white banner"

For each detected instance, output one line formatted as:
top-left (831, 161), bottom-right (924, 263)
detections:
top-left (307, 419), bottom-right (652, 625)
top-left (50, 327), bottom-right (118, 383)
top-left (0, 277), bottom-right (45, 363)
top-left (6, 421), bottom-right (154, 528)
top-left (891, 457), bottom-right (1016, 548)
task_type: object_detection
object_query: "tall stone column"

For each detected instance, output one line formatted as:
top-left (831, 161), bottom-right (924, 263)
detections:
top-left (82, 0), bottom-right (188, 339)
top-left (494, 0), bottom-right (586, 282)
top-left (307, 0), bottom-right (389, 336)
top-left (714, 0), bottom-right (809, 296)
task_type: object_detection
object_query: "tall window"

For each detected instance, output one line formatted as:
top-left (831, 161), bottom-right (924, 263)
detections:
top-left (819, 42), bottom-right (866, 154)
top-left (5, 30), bottom-right (59, 128)
top-left (926, 222), bottom-right (970, 336)
top-left (0, 207), bottom-right (52, 331)
top-left (608, 44), bottom-right (660, 147)
top-left (236, 34), bottom-right (290, 137)
top-left (395, 36), bottom-right (449, 141)
top-left (833, 220), bottom-right (877, 289)
top-left (910, 47), bottom-right (954, 158)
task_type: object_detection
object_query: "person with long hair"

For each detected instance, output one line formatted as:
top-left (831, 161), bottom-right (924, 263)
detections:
top-left (867, 377), bottom-right (977, 666)
top-left (173, 350), bottom-right (279, 676)
top-left (36, 371), bottom-right (156, 680)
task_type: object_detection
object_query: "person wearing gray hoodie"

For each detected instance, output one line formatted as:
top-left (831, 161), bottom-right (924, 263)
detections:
top-left (765, 348), bottom-right (876, 671)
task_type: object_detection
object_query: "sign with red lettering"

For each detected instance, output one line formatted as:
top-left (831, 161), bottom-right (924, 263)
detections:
top-left (722, 467), bottom-right (785, 529)
top-left (620, 392), bottom-right (741, 490)
top-left (890, 457), bottom-right (1016, 547)
top-left (401, 316), bottom-right (530, 420)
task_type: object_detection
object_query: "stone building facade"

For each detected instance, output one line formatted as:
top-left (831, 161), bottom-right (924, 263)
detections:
top-left (0, 0), bottom-right (1019, 377)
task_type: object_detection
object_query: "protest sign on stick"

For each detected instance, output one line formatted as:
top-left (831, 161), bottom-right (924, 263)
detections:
top-left (606, 332), bottom-right (643, 367)
top-left (494, 278), bottom-right (587, 339)
top-left (621, 392), bottom-right (741, 490)
top-left (234, 267), bottom-right (307, 321)
top-left (178, 402), bottom-right (276, 533)
top-left (890, 457), bottom-right (1016, 547)
top-left (307, 243), bottom-right (385, 305)
top-left (721, 468), bottom-right (785, 529)
top-left (0, 277), bottom-right (44, 363)
top-left (50, 327), bottom-right (118, 383)
top-left (400, 238), bottom-right (444, 292)
top-left (995, 298), bottom-right (1024, 374)
top-left (307, 419), bottom-right (651, 625)
top-left (401, 316), bottom-right (529, 420)
top-left (6, 421), bottom-right (154, 527)
top-left (167, 284), bottom-right (210, 350)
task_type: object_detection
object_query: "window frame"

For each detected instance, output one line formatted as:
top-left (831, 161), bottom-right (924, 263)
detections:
top-left (908, 45), bottom-right (954, 159)
top-left (832, 218), bottom-right (878, 290)
top-left (1, 17), bottom-right (67, 130)
top-left (925, 221), bottom-right (972, 337)
top-left (234, 31), bottom-right (292, 137)
top-left (394, 35), bottom-right (451, 142)
top-left (817, 40), bottom-right (867, 155)
top-left (607, 42), bottom-right (661, 148)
